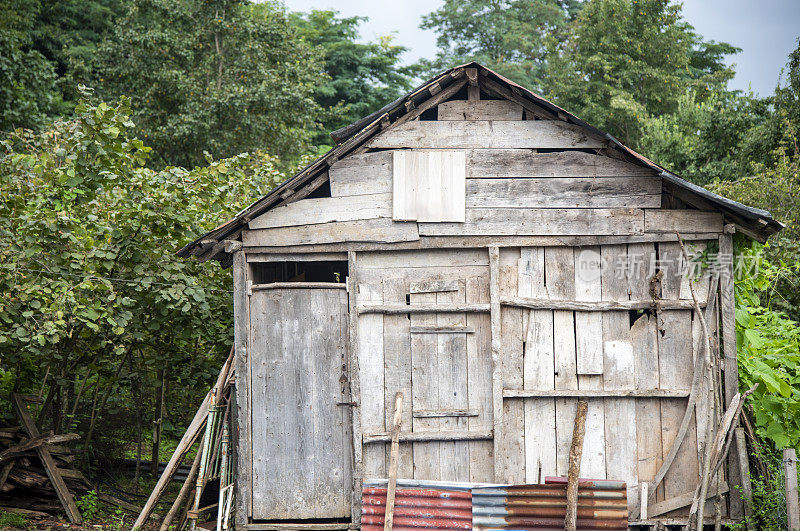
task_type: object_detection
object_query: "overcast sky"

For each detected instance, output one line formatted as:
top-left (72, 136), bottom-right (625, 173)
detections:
top-left (283, 0), bottom-right (799, 97)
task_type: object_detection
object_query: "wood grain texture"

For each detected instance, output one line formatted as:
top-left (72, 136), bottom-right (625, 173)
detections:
top-left (232, 251), bottom-right (251, 527)
top-left (358, 283), bottom-right (387, 480)
top-left (250, 288), bottom-right (350, 520)
top-left (466, 150), bottom-right (656, 178)
top-left (243, 218), bottom-right (419, 247)
top-left (437, 100), bottom-right (523, 121)
top-left (466, 176), bottom-right (662, 209)
top-left (520, 247), bottom-right (557, 483)
top-left (329, 151), bottom-right (392, 197)
top-left (644, 210), bottom-right (724, 234)
top-left (418, 208), bottom-right (645, 236)
top-left (393, 150), bottom-right (466, 222)
top-left (410, 290), bottom-right (439, 479)
top-left (248, 194), bottom-right (390, 229)
top-left (367, 120), bottom-right (606, 149)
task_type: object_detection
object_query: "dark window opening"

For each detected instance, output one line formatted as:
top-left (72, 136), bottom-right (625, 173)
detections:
top-left (419, 106), bottom-right (438, 121)
top-left (305, 179), bottom-right (331, 199)
top-left (250, 261), bottom-right (348, 284)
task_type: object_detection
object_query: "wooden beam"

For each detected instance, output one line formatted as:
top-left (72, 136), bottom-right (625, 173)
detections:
top-left (489, 246), bottom-right (503, 483)
top-left (503, 389), bottom-right (690, 399)
top-left (384, 393), bottom-right (403, 531)
top-left (12, 394), bottom-right (82, 524)
top-left (362, 429), bottom-right (493, 444)
top-left (250, 282), bottom-right (346, 291)
top-left (357, 303), bottom-right (490, 315)
top-left (648, 482), bottom-right (729, 518)
top-left (501, 295), bottom-right (700, 312)
top-left (233, 250), bottom-right (251, 529)
top-left (565, 400), bottom-right (588, 531)
top-left (347, 250), bottom-right (363, 526)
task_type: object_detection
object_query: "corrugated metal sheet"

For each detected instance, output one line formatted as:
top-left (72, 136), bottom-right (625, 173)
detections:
top-left (471, 478), bottom-right (628, 531)
top-left (361, 485), bottom-right (473, 531)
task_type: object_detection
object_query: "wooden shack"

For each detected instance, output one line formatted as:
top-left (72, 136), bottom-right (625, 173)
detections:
top-left (178, 63), bottom-right (782, 529)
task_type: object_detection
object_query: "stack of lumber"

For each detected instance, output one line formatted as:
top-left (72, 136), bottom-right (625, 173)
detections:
top-left (0, 425), bottom-right (85, 517)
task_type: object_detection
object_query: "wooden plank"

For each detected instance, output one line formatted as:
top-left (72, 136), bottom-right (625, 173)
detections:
top-left (243, 232), bottom-right (720, 255)
top-left (363, 430), bottom-right (494, 444)
top-left (720, 232), bottom-right (744, 519)
top-left (419, 208), bottom-right (645, 237)
top-left (243, 218), bottom-right (419, 247)
top-left (384, 392), bottom-right (403, 531)
top-left (347, 251), bottom-right (363, 525)
top-left (648, 482), bottom-right (730, 518)
top-left (329, 151), bottom-right (392, 197)
top-left (500, 248), bottom-right (524, 484)
top-left (565, 400), bottom-right (589, 531)
top-left (436, 285), bottom-right (470, 482)
top-left (382, 277), bottom-right (413, 479)
top-left (410, 279), bottom-right (459, 293)
top-left (520, 247), bottom-right (556, 484)
top-left (501, 295), bottom-right (699, 311)
top-left (248, 194), bottom-right (391, 229)
top-left (246, 252), bottom-right (347, 263)
top-left (11, 394), bottom-right (81, 524)
top-left (545, 247), bottom-right (578, 478)
top-left (601, 244), bottom-right (637, 508)
top-left (627, 243), bottom-right (663, 505)
top-left (251, 282), bottom-right (346, 291)
top-left (574, 247), bottom-right (605, 480)
top-left (367, 120), bottom-right (606, 149)
top-left (489, 247), bottom-right (503, 483)
top-left (657, 243), bottom-right (699, 511)
top-left (410, 325), bottom-right (475, 334)
top-left (467, 176), bottom-right (662, 209)
top-left (504, 389), bottom-right (689, 398)
top-left (437, 100), bottom-right (523, 121)
top-left (466, 150), bottom-right (656, 178)
top-left (410, 289), bottom-right (439, 479)
top-left (392, 151), bottom-right (466, 222)
top-left (466, 275), bottom-right (494, 482)
top-left (359, 283), bottom-right (387, 480)
top-left (359, 248), bottom-right (489, 269)
top-left (359, 303), bottom-right (489, 315)
top-left (413, 409), bottom-right (479, 418)
top-left (644, 210), bottom-right (724, 234)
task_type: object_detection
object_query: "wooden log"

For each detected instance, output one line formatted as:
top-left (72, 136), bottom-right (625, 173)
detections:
top-left (160, 439), bottom-right (204, 531)
top-left (565, 400), bottom-right (588, 531)
top-left (786, 448), bottom-right (800, 531)
top-left (362, 429), bottom-right (493, 444)
top-left (734, 428), bottom-right (753, 526)
top-left (501, 295), bottom-right (700, 312)
top-left (11, 394), bottom-right (81, 524)
top-left (384, 393), bottom-right (403, 531)
top-left (0, 433), bottom-right (79, 462)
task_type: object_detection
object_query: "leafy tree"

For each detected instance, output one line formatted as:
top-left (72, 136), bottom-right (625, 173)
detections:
top-left (0, 0), bottom-right (59, 131)
top-left (544, 0), bottom-right (739, 146)
top-left (0, 90), bottom-right (284, 451)
top-left (97, 0), bottom-right (324, 168)
top-left (419, 0), bottom-right (580, 91)
top-left (287, 9), bottom-right (417, 146)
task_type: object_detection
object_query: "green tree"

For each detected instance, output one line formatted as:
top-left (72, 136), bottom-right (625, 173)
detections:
top-left (544, 0), bottom-right (739, 146)
top-left (0, 90), bottom-right (284, 450)
top-left (0, 0), bottom-right (59, 131)
top-left (98, 0), bottom-right (324, 168)
top-left (419, 0), bottom-right (580, 91)
top-left (287, 9), bottom-right (416, 146)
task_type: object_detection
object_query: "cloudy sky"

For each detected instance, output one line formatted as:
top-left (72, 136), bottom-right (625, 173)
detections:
top-left (283, 0), bottom-right (799, 96)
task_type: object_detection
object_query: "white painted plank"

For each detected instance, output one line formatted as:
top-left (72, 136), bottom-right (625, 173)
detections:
top-left (437, 100), bottom-right (524, 121)
top-left (520, 247), bottom-right (557, 483)
top-left (393, 151), bottom-right (466, 223)
top-left (242, 218), bottom-right (419, 247)
top-left (419, 208), bottom-right (645, 236)
top-left (330, 151), bottom-right (392, 197)
top-left (467, 150), bottom-right (657, 178)
top-left (249, 194), bottom-right (391, 229)
top-left (367, 120), bottom-right (606, 149)
top-left (466, 177), bottom-right (662, 209)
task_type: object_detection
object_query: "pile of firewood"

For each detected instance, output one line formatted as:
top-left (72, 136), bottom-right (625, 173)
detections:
top-left (0, 425), bottom-right (86, 518)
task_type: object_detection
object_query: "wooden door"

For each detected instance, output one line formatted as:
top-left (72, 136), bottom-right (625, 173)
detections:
top-left (249, 287), bottom-right (351, 520)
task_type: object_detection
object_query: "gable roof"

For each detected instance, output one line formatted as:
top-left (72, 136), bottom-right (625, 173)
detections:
top-left (177, 62), bottom-right (783, 264)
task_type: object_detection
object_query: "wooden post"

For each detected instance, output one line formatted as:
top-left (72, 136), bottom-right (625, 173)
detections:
top-left (348, 250), bottom-right (364, 525)
top-left (734, 428), bottom-right (753, 527)
top-left (785, 448), bottom-right (800, 531)
top-left (152, 366), bottom-right (166, 478)
top-left (384, 392), bottom-right (404, 531)
top-left (719, 230), bottom-right (744, 519)
top-left (232, 250), bottom-right (251, 529)
top-left (565, 400), bottom-right (588, 531)
top-left (488, 246), bottom-right (503, 482)
top-left (467, 67), bottom-right (479, 101)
